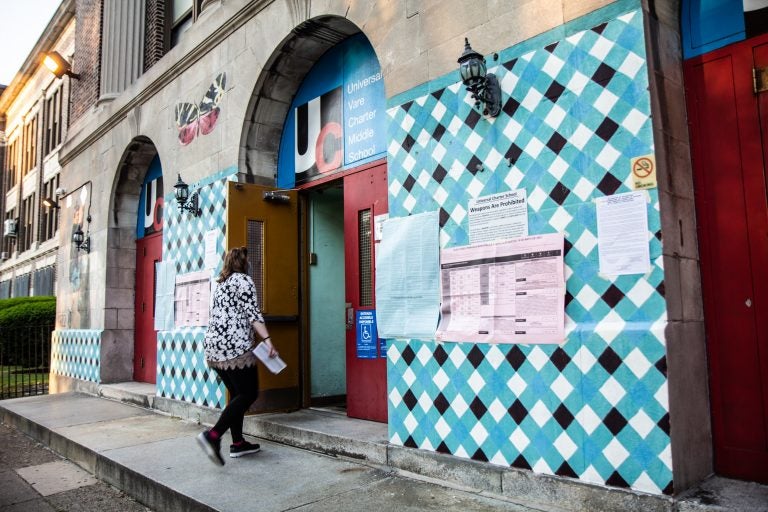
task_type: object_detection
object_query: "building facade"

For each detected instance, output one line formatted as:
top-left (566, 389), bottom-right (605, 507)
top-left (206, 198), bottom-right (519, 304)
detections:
top-left (0, 0), bottom-right (75, 300)
top-left (31, 0), bottom-right (767, 500)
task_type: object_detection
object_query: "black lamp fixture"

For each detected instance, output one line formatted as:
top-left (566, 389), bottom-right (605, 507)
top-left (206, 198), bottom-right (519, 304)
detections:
top-left (43, 50), bottom-right (80, 80)
top-left (42, 197), bottom-right (60, 209)
top-left (72, 226), bottom-right (90, 253)
top-left (457, 38), bottom-right (501, 117)
top-left (174, 174), bottom-right (201, 217)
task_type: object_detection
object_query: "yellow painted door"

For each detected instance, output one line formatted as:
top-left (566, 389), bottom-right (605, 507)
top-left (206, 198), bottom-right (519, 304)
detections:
top-left (226, 182), bottom-right (300, 412)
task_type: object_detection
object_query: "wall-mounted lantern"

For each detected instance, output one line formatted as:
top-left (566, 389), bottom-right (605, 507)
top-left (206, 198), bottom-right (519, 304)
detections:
top-left (457, 38), bottom-right (501, 117)
top-left (72, 226), bottom-right (90, 253)
top-left (43, 51), bottom-right (80, 80)
top-left (174, 174), bottom-right (201, 217)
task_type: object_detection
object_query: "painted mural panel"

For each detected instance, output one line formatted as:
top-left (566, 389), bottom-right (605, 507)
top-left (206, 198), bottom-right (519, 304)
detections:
top-left (278, 33), bottom-right (386, 187)
top-left (57, 185), bottom-right (91, 330)
top-left (385, 8), bottom-right (671, 495)
top-left (174, 72), bottom-right (226, 146)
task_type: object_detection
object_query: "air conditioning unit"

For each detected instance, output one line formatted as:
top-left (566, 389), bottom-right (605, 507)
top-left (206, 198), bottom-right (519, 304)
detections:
top-left (3, 219), bottom-right (17, 238)
top-left (0, 251), bottom-right (8, 260)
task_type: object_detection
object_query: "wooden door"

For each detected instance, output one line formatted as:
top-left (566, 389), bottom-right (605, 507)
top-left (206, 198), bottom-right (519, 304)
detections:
top-left (134, 231), bottom-right (162, 383)
top-left (685, 33), bottom-right (768, 483)
top-left (226, 182), bottom-right (300, 412)
top-left (344, 163), bottom-right (388, 422)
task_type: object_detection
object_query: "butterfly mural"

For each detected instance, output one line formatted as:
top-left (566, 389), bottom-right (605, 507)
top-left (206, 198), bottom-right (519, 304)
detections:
top-left (174, 72), bottom-right (227, 146)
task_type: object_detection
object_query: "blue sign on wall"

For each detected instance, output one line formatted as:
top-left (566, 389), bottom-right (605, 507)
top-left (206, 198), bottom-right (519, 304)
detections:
top-left (277, 33), bottom-right (386, 187)
top-left (356, 309), bottom-right (378, 359)
top-left (136, 155), bottom-right (164, 238)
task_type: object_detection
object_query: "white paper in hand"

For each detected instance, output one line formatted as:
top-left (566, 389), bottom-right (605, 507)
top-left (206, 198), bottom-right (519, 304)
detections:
top-left (253, 342), bottom-right (287, 374)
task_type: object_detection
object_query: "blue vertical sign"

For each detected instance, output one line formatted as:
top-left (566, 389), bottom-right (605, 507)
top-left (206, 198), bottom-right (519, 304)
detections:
top-left (342, 36), bottom-right (386, 167)
top-left (356, 309), bottom-right (378, 359)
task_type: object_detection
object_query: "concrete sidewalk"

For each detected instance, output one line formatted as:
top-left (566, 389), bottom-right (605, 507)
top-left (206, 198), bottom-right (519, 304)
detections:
top-left (0, 392), bottom-right (543, 512)
top-left (1, 388), bottom-right (767, 512)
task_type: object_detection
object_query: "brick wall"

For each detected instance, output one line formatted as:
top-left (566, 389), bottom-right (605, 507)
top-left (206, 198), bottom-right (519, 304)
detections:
top-left (70, 0), bottom-right (102, 124)
top-left (144, 0), bottom-right (167, 72)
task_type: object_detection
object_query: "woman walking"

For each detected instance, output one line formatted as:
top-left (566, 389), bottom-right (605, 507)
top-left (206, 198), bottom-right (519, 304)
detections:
top-left (196, 246), bottom-right (278, 466)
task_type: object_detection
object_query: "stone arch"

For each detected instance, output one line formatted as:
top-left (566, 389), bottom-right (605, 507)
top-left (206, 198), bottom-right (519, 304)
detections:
top-left (101, 136), bottom-right (160, 383)
top-left (239, 15), bottom-right (361, 183)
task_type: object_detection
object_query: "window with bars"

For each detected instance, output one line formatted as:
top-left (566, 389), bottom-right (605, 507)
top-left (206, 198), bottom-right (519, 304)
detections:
top-left (19, 194), bottom-right (35, 253)
top-left (0, 280), bottom-right (10, 299)
top-left (358, 209), bottom-right (373, 307)
top-left (33, 265), bottom-right (55, 296)
top-left (21, 115), bottom-right (38, 176)
top-left (246, 220), bottom-right (265, 308)
top-left (40, 175), bottom-right (59, 242)
top-left (44, 87), bottom-right (64, 156)
top-left (13, 273), bottom-right (30, 297)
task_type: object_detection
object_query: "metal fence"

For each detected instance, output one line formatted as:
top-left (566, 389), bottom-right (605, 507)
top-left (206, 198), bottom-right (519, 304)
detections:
top-left (0, 323), bottom-right (53, 399)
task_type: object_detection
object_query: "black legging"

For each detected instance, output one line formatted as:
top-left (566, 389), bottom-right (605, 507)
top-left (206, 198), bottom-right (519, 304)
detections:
top-left (210, 365), bottom-right (259, 443)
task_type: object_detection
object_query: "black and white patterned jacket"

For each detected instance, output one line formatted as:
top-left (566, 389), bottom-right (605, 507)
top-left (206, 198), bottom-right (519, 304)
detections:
top-left (203, 273), bottom-right (264, 363)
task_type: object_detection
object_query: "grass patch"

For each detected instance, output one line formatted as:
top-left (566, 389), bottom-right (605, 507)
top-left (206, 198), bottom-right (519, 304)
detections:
top-left (0, 365), bottom-right (49, 399)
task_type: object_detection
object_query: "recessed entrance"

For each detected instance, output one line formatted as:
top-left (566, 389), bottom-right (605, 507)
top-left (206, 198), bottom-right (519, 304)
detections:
top-left (306, 185), bottom-right (346, 405)
top-left (304, 162), bottom-right (389, 422)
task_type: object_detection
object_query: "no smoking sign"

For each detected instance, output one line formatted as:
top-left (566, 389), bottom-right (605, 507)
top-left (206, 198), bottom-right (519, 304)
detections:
top-left (631, 154), bottom-right (657, 190)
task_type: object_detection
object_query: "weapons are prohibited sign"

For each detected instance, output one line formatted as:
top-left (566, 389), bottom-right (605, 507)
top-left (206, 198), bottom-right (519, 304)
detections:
top-left (631, 154), bottom-right (657, 190)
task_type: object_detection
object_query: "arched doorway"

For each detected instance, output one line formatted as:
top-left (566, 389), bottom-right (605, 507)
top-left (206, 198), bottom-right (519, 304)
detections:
top-left (682, 0), bottom-right (768, 483)
top-left (108, 137), bottom-right (163, 384)
top-left (240, 18), bottom-right (389, 421)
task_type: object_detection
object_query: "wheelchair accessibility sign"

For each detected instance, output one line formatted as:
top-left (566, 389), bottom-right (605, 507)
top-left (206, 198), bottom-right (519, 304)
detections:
top-left (356, 309), bottom-right (378, 359)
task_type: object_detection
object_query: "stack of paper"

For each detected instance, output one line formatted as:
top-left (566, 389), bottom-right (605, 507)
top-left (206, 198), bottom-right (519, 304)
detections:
top-left (252, 342), bottom-right (287, 374)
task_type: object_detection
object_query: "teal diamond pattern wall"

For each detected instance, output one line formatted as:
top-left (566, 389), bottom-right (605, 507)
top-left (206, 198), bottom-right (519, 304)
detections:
top-left (51, 330), bottom-right (101, 383)
top-left (156, 166), bottom-right (236, 408)
top-left (385, 9), bottom-right (671, 495)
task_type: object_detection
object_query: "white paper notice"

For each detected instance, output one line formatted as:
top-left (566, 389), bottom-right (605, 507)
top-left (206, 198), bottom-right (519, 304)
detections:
top-left (154, 261), bottom-right (176, 331)
top-left (174, 271), bottom-right (212, 327)
top-left (468, 189), bottom-right (528, 244)
top-left (204, 230), bottom-right (220, 270)
top-left (373, 213), bottom-right (389, 241)
top-left (253, 342), bottom-right (287, 374)
top-left (436, 233), bottom-right (565, 344)
top-left (596, 192), bottom-right (651, 275)
top-left (375, 211), bottom-right (440, 339)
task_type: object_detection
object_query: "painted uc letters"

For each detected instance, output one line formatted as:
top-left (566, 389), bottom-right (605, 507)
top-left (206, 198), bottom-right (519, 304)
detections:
top-left (294, 87), bottom-right (343, 182)
top-left (137, 156), bottom-right (164, 238)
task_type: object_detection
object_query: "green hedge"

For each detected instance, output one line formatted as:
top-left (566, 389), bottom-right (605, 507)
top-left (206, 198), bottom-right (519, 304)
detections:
top-left (0, 297), bottom-right (56, 367)
top-left (0, 296), bottom-right (56, 328)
